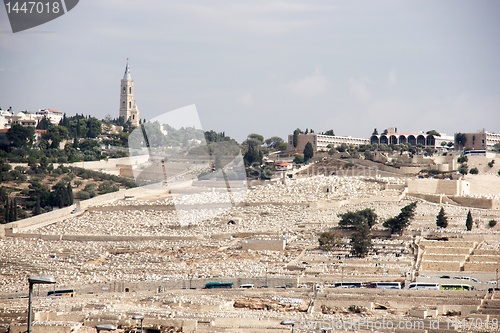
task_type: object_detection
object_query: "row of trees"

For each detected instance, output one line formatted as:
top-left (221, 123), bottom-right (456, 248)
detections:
top-left (319, 202), bottom-right (418, 257)
top-left (436, 207), bottom-right (497, 230)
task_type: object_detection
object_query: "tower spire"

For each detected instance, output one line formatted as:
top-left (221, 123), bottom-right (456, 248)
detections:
top-left (123, 58), bottom-right (132, 80)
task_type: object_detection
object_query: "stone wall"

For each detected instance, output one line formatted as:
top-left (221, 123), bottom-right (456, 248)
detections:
top-left (420, 261), bottom-right (462, 271)
top-left (468, 255), bottom-right (500, 263)
top-left (450, 196), bottom-right (497, 210)
top-left (241, 239), bottom-right (286, 251)
top-left (463, 262), bottom-right (499, 272)
top-left (420, 240), bottom-right (476, 248)
top-left (407, 179), bottom-right (470, 196)
top-left (421, 254), bottom-right (467, 262)
top-left (423, 247), bottom-right (472, 255)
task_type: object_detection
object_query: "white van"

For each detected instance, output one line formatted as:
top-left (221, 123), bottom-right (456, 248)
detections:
top-left (239, 284), bottom-right (254, 289)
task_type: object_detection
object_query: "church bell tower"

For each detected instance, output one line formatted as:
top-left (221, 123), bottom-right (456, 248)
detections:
top-left (119, 59), bottom-right (140, 127)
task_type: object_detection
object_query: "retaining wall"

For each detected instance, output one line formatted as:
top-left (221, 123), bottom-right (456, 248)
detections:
top-left (420, 261), bottom-right (462, 271)
top-left (241, 239), bottom-right (286, 251)
top-left (421, 254), bottom-right (466, 262)
top-left (420, 240), bottom-right (476, 248)
top-left (468, 255), bottom-right (500, 263)
top-left (450, 196), bottom-right (499, 210)
top-left (423, 247), bottom-right (472, 255)
top-left (463, 262), bottom-right (500, 272)
top-left (407, 179), bottom-right (470, 196)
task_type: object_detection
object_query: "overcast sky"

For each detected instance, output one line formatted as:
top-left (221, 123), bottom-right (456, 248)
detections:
top-left (1, 0), bottom-right (499, 142)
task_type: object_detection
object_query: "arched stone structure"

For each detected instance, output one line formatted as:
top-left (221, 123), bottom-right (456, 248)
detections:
top-left (370, 135), bottom-right (380, 145)
top-left (408, 135), bottom-right (416, 146)
top-left (417, 135), bottom-right (426, 146)
top-left (426, 135), bottom-right (435, 146)
top-left (380, 135), bottom-right (388, 145)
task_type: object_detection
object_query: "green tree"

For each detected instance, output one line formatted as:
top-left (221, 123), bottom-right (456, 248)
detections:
top-left (466, 210), bottom-right (473, 231)
top-left (293, 154), bottom-right (304, 164)
top-left (33, 195), bottom-right (41, 216)
top-left (6, 124), bottom-right (35, 148)
top-left (318, 231), bottom-right (342, 251)
top-left (488, 220), bottom-right (497, 228)
top-left (42, 125), bottom-right (70, 149)
top-left (455, 133), bottom-right (467, 150)
top-left (469, 167), bottom-right (479, 175)
top-left (338, 208), bottom-right (377, 257)
top-left (339, 208), bottom-right (378, 229)
top-left (67, 183), bottom-right (74, 205)
top-left (426, 130), bottom-right (441, 137)
top-left (458, 164), bottom-right (468, 175)
top-left (303, 142), bottom-right (314, 163)
top-left (51, 182), bottom-right (70, 208)
top-left (247, 133), bottom-right (264, 145)
top-left (292, 128), bottom-right (301, 148)
top-left (86, 116), bottom-right (102, 138)
top-left (324, 129), bottom-right (335, 136)
top-left (36, 116), bottom-right (52, 130)
top-left (436, 207), bottom-right (448, 228)
top-left (264, 136), bottom-right (284, 149)
top-left (383, 202), bottom-right (417, 234)
top-left (243, 143), bottom-right (263, 166)
top-left (350, 224), bottom-right (372, 257)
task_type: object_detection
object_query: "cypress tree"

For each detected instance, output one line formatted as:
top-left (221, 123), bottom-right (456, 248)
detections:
top-left (466, 210), bottom-right (473, 231)
top-left (4, 201), bottom-right (9, 223)
top-left (8, 200), bottom-right (14, 222)
top-left (33, 195), bottom-right (41, 216)
top-left (13, 198), bottom-right (17, 221)
top-left (436, 207), bottom-right (448, 228)
top-left (67, 183), bottom-right (74, 205)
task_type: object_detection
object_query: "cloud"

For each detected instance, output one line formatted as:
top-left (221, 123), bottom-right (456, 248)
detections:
top-left (348, 77), bottom-right (372, 102)
top-left (389, 68), bottom-right (397, 86)
top-left (167, 1), bottom-right (335, 34)
top-left (285, 68), bottom-right (328, 98)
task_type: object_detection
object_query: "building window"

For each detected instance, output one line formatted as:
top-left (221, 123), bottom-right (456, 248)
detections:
top-left (129, 101), bottom-right (132, 108)
top-left (123, 87), bottom-right (126, 93)
top-left (122, 101), bottom-right (125, 106)
top-left (129, 87), bottom-right (132, 94)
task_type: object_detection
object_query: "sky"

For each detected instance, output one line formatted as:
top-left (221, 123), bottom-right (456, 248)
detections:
top-left (1, 0), bottom-right (499, 143)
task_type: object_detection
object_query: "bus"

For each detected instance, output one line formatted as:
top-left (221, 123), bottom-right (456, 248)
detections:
top-left (367, 282), bottom-right (402, 289)
top-left (440, 284), bottom-right (474, 291)
top-left (47, 289), bottom-right (75, 297)
top-left (332, 282), bottom-right (365, 288)
top-left (204, 282), bottom-right (233, 289)
top-left (408, 282), bottom-right (439, 290)
top-left (464, 150), bottom-right (486, 156)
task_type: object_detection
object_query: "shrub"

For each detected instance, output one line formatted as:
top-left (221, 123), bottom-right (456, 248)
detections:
top-left (457, 155), bottom-right (468, 163)
top-left (348, 305), bottom-right (364, 313)
top-left (76, 191), bottom-right (90, 200)
top-left (488, 160), bottom-right (495, 168)
top-left (458, 164), bottom-right (468, 175)
top-left (489, 220), bottom-right (497, 228)
top-left (469, 167), bottom-right (479, 175)
top-left (318, 231), bottom-right (342, 251)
